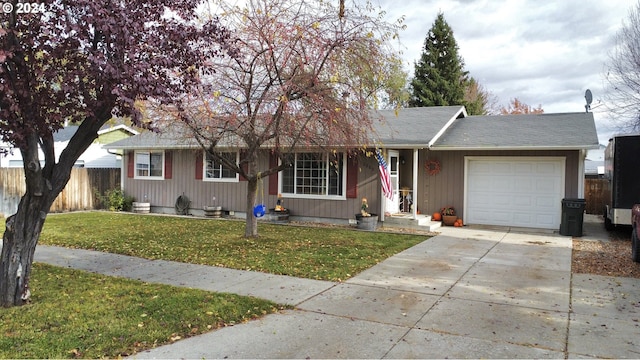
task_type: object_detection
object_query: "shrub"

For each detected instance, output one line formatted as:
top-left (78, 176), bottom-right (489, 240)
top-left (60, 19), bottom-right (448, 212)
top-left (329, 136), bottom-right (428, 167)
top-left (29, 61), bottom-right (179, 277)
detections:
top-left (103, 188), bottom-right (135, 212)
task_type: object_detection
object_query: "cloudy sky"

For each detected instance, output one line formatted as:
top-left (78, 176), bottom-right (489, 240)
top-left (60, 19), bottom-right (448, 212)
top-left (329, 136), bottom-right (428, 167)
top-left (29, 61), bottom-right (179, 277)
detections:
top-left (370, 0), bottom-right (635, 143)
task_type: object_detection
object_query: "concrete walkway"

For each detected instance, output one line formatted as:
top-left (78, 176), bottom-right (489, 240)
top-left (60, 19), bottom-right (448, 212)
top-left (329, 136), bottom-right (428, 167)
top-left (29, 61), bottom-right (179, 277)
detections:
top-left (34, 221), bottom-right (640, 359)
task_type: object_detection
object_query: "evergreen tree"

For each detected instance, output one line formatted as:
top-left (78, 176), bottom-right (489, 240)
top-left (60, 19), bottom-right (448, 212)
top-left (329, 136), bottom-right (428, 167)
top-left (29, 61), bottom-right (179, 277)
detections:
top-left (409, 12), bottom-right (467, 109)
top-left (464, 77), bottom-right (493, 115)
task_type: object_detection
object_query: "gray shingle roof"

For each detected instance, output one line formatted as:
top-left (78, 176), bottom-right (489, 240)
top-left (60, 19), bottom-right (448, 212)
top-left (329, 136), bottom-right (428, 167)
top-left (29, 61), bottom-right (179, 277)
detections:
top-left (373, 106), bottom-right (465, 147)
top-left (103, 127), bottom-right (200, 149)
top-left (431, 112), bottom-right (599, 150)
top-left (106, 106), bottom-right (467, 150)
top-left (104, 108), bottom-right (600, 151)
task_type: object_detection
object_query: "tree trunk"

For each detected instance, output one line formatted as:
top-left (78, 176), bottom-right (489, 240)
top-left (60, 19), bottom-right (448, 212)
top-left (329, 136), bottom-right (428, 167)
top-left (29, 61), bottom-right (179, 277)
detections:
top-left (245, 177), bottom-right (259, 237)
top-left (0, 193), bottom-right (52, 307)
top-left (0, 131), bottom-right (76, 307)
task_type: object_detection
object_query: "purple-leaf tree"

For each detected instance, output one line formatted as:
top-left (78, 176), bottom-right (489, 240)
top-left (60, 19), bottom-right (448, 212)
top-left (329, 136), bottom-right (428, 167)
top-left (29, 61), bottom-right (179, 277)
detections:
top-left (0, 0), bottom-right (232, 307)
top-left (168, 0), bottom-right (407, 237)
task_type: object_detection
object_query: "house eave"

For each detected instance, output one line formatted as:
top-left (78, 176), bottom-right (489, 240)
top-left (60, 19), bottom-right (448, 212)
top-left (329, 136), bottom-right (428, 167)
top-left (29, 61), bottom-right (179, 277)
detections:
top-left (378, 143), bottom-right (429, 149)
top-left (102, 144), bottom-right (201, 150)
top-left (429, 144), bottom-right (600, 151)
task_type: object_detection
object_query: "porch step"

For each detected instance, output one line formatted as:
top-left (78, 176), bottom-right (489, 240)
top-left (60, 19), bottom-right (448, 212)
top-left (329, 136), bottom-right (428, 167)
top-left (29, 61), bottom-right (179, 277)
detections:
top-left (382, 214), bottom-right (442, 232)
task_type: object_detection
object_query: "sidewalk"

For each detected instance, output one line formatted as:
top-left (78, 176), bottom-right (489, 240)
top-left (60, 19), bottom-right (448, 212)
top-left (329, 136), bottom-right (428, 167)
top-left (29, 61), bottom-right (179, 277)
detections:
top-left (34, 221), bottom-right (640, 359)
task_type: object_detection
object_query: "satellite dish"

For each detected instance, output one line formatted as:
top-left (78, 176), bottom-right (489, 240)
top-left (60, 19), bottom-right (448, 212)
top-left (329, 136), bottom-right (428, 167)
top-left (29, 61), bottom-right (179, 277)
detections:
top-left (585, 89), bottom-right (593, 112)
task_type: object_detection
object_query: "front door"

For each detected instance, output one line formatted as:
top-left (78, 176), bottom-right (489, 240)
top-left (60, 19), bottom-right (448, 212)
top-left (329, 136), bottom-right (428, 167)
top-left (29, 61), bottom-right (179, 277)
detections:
top-left (385, 150), bottom-right (399, 214)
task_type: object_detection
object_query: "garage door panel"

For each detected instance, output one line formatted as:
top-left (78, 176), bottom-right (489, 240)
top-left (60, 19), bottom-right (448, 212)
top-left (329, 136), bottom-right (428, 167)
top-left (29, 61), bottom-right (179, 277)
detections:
top-left (467, 191), bottom-right (497, 203)
top-left (536, 214), bottom-right (556, 227)
top-left (514, 163), bottom-right (535, 173)
top-left (513, 213), bottom-right (535, 225)
top-left (469, 176), bottom-right (512, 191)
top-left (469, 177), bottom-right (498, 191)
top-left (512, 195), bottom-right (533, 207)
top-left (491, 162), bottom-right (512, 174)
top-left (469, 193), bottom-right (512, 207)
top-left (469, 161), bottom-right (492, 173)
top-left (513, 178), bottom-right (533, 192)
top-left (536, 162), bottom-right (559, 174)
top-left (489, 211), bottom-right (513, 223)
top-left (535, 177), bottom-right (561, 190)
top-left (466, 158), bottom-right (564, 229)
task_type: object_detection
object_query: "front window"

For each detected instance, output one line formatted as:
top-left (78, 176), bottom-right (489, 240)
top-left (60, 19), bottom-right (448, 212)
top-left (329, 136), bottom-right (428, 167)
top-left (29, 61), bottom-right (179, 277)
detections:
top-left (204, 151), bottom-right (239, 182)
top-left (281, 152), bottom-right (344, 198)
top-left (135, 151), bottom-right (164, 179)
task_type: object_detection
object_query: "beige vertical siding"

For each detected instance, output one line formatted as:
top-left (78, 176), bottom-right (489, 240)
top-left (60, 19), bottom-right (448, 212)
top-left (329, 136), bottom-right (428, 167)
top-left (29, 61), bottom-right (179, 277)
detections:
top-left (124, 149), bottom-right (249, 211)
top-left (417, 149), bottom-right (580, 219)
top-left (123, 150), bottom-right (380, 220)
top-left (123, 149), bottom-right (579, 221)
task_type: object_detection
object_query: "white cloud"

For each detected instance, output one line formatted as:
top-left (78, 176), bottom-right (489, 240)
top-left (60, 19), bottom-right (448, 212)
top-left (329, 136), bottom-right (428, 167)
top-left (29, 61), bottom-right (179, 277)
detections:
top-left (367, 0), bottom-right (634, 143)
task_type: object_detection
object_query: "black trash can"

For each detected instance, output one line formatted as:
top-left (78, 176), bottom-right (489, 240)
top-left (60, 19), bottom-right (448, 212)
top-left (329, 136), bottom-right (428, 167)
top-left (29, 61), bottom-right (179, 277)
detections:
top-left (559, 198), bottom-right (586, 236)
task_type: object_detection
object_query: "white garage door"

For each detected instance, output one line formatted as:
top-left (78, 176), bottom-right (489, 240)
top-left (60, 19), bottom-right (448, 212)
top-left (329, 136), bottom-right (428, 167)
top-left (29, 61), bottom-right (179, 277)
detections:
top-left (465, 157), bottom-right (565, 229)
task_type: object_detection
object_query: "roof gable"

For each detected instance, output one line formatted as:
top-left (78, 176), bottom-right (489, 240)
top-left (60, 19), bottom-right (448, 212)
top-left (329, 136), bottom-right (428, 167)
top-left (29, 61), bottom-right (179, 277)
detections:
top-left (373, 106), bottom-right (466, 147)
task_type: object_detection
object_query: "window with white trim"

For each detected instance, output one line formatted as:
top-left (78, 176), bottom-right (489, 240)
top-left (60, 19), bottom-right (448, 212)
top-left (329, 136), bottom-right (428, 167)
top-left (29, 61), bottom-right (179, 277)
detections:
top-left (135, 151), bottom-right (164, 179)
top-left (281, 152), bottom-right (344, 198)
top-left (204, 151), bottom-right (239, 182)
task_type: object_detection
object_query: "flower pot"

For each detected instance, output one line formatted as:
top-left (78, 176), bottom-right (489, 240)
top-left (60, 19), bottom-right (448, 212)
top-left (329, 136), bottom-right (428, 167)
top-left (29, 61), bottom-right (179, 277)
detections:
top-left (355, 214), bottom-right (378, 231)
top-left (204, 206), bottom-right (223, 218)
top-left (132, 202), bottom-right (150, 214)
top-left (269, 208), bottom-right (290, 223)
top-left (442, 215), bottom-right (457, 226)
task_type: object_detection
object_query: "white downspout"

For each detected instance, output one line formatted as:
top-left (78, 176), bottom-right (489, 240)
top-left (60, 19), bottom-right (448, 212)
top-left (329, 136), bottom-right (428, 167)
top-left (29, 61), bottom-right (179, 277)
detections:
top-left (121, 150), bottom-right (127, 191)
top-left (578, 149), bottom-right (586, 198)
top-left (412, 148), bottom-right (418, 220)
top-left (380, 187), bottom-right (386, 222)
top-left (380, 149), bottom-right (386, 222)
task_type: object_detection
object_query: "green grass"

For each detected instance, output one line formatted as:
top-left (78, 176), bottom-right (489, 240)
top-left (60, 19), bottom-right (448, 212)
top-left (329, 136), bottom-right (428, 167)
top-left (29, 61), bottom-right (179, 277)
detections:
top-left (0, 212), bottom-right (428, 358)
top-left (0, 263), bottom-right (283, 359)
top-left (39, 212), bottom-right (429, 281)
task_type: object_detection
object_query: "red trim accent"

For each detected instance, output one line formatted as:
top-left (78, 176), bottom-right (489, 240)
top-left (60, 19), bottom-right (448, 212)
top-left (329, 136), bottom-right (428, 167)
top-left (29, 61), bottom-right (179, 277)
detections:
top-left (164, 151), bottom-right (172, 179)
top-left (346, 156), bottom-right (358, 198)
top-left (195, 152), bottom-right (203, 180)
top-left (268, 153), bottom-right (279, 195)
top-left (127, 151), bottom-right (134, 178)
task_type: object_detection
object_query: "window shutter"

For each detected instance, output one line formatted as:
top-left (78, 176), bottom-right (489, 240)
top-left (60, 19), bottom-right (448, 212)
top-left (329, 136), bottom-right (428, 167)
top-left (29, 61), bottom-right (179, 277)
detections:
top-left (268, 153), bottom-right (279, 195)
top-left (195, 152), bottom-right (203, 180)
top-left (164, 151), bottom-right (172, 179)
top-left (127, 151), bottom-right (134, 178)
top-left (346, 156), bottom-right (358, 198)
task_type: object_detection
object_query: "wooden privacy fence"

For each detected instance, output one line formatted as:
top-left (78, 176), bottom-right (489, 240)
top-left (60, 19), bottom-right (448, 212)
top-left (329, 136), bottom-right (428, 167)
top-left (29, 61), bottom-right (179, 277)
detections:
top-left (0, 168), bottom-right (120, 216)
top-left (584, 178), bottom-right (607, 215)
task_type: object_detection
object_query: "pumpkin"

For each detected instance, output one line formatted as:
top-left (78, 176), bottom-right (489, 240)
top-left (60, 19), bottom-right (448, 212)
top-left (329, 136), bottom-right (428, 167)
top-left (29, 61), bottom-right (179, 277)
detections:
top-left (432, 212), bottom-right (442, 221)
top-left (455, 219), bottom-right (463, 227)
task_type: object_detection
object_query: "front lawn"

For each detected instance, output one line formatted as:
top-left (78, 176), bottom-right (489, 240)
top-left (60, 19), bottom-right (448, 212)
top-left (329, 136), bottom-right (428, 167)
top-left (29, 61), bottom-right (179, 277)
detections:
top-left (0, 263), bottom-right (282, 359)
top-left (39, 212), bottom-right (429, 281)
top-left (0, 212), bottom-right (428, 358)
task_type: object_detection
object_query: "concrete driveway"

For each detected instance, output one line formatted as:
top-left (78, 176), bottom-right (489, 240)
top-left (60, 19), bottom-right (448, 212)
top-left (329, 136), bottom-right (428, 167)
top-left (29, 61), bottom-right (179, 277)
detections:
top-left (35, 221), bottom-right (640, 359)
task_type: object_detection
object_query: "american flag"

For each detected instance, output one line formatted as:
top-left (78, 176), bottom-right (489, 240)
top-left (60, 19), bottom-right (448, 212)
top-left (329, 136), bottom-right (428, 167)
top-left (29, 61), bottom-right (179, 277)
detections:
top-left (375, 149), bottom-right (394, 200)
